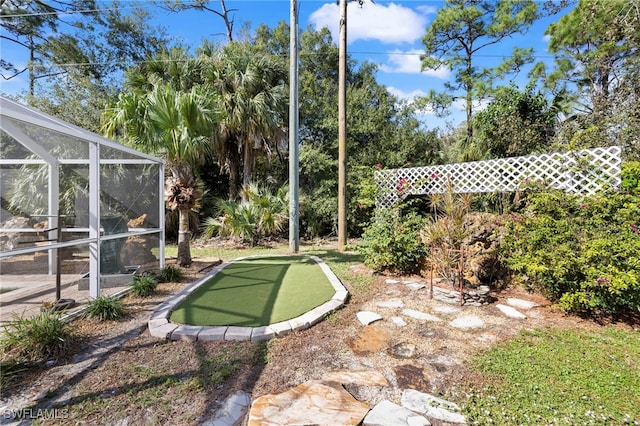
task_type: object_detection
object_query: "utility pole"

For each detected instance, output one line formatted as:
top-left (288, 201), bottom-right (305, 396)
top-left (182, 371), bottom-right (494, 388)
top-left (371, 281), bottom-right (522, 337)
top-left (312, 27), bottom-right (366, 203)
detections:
top-left (289, 0), bottom-right (300, 253)
top-left (337, 0), bottom-right (348, 251)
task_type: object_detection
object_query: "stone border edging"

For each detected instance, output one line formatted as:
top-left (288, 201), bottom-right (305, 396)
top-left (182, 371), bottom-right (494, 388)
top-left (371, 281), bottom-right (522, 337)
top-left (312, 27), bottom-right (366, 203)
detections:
top-left (148, 254), bottom-right (349, 342)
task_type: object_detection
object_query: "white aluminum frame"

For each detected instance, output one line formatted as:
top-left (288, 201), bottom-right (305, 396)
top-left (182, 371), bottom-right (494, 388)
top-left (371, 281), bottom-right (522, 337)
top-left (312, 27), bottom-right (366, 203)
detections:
top-left (0, 96), bottom-right (165, 299)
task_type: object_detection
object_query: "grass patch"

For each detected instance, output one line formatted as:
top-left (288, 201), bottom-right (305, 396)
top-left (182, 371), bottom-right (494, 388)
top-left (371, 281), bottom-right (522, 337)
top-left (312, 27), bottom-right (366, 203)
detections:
top-left (460, 327), bottom-right (640, 425)
top-left (170, 255), bottom-right (336, 327)
top-left (196, 346), bottom-right (243, 387)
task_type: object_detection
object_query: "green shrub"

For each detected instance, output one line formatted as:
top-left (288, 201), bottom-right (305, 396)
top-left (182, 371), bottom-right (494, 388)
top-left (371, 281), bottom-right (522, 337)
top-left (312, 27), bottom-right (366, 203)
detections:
top-left (85, 295), bottom-right (125, 321)
top-left (359, 209), bottom-right (427, 274)
top-left (1, 311), bottom-right (77, 363)
top-left (503, 190), bottom-right (640, 315)
top-left (202, 183), bottom-right (288, 245)
top-left (130, 275), bottom-right (159, 298)
top-left (156, 265), bottom-right (184, 283)
top-left (621, 161), bottom-right (640, 195)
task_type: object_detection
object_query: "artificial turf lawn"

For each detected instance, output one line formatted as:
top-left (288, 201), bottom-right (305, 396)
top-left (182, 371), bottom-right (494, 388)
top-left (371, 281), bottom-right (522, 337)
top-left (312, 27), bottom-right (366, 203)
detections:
top-left (169, 255), bottom-right (337, 327)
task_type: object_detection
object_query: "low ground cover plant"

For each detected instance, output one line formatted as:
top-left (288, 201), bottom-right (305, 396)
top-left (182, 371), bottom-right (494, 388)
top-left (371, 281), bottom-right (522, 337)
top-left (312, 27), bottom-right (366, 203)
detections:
top-left (459, 326), bottom-right (640, 425)
top-left (156, 265), bottom-right (184, 282)
top-left (84, 295), bottom-right (125, 321)
top-left (130, 275), bottom-right (159, 298)
top-left (0, 310), bottom-right (77, 363)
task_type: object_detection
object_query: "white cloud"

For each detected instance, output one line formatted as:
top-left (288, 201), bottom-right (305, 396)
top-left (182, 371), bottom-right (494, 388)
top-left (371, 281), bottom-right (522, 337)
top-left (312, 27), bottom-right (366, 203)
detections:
top-left (416, 5), bottom-right (438, 15)
top-left (452, 98), bottom-right (490, 113)
top-left (309, 2), bottom-right (427, 45)
top-left (387, 86), bottom-right (435, 115)
top-left (381, 49), bottom-right (451, 79)
top-left (387, 86), bottom-right (426, 101)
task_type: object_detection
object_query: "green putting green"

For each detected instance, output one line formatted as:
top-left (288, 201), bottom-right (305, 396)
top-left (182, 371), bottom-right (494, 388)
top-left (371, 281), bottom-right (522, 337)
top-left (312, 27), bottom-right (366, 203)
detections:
top-left (170, 255), bottom-right (337, 327)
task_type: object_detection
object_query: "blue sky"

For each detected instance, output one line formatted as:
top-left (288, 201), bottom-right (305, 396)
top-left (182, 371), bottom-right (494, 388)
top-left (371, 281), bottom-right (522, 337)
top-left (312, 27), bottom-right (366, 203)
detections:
top-left (0, 0), bottom-right (572, 129)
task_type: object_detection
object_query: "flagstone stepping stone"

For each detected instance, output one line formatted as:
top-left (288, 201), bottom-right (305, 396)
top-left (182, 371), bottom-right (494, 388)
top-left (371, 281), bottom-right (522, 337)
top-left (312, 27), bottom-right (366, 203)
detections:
top-left (386, 278), bottom-right (401, 284)
top-left (321, 370), bottom-right (389, 387)
top-left (357, 311), bottom-right (383, 325)
top-left (401, 389), bottom-right (466, 424)
top-left (507, 297), bottom-right (538, 310)
top-left (433, 305), bottom-right (460, 315)
top-left (406, 283), bottom-right (426, 291)
top-left (376, 299), bottom-right (405, 308)
top-left (449, 315), bottom-right (484, 329)
top-left (402, 309), bottom-right (443, 322)
top-left (496, 303), bottom-right (527, 319)
top-left (247, 380), bottom-right (370, 426)
top-left (390, 316), bottom-right (408, 327)
top-left (363, 400), bottom-right (431, 426)
top-left (204, 391), bottom-right (251, 426)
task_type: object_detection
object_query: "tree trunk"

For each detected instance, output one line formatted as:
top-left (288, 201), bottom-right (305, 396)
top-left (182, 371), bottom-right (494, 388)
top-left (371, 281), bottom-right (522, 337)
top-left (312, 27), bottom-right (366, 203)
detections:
top-left (228, 147), bottom-right (240, 199)
top-left (242, 140), bottom-right (254, 199)
top-left (176, 207), bottom-right (192, 266)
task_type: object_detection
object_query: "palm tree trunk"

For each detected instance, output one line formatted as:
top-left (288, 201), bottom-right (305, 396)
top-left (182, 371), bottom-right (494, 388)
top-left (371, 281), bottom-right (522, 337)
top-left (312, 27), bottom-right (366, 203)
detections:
top-left (242, 141), bottom-right (254, 200)
top-left (176, 207), bottom-right (192, 266)
top-left (228, 148), bottom-right (240, 199)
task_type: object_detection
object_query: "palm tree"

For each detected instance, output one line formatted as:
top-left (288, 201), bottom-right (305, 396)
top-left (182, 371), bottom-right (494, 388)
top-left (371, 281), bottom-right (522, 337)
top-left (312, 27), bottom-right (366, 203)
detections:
top-left (201, 42), bottom-right (288, 198)
top-left (102, 82), bottom-right (222, 266)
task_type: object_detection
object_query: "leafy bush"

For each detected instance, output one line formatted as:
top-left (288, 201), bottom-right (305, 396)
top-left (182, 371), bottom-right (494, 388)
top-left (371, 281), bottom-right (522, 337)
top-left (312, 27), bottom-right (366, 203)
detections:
top-left (621, 161), bottom-right (640, 195)
top-left (1, 311), bottom-right (77, 363)
top-left (85, 296), bottom-right (125, 321)
top-left (203, 183), bottom-right (288, 245)
top-left (359, 209), bottom-right (427, 274)
top-left (156, 265), bottom-right (184, 283)
top-left (503, 190), bottom-right (640, 315)
top-left (130, 275), bottom-right (159, 298)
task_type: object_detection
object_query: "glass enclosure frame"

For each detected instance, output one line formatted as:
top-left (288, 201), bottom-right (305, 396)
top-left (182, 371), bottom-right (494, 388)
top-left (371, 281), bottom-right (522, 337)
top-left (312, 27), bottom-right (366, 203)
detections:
top-left (0, 96), bottom-right (165, 300)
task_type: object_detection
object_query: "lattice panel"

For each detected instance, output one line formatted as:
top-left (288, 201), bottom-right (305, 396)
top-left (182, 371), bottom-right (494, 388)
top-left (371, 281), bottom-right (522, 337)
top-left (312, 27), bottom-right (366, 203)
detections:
top-left (375, 146), bottom-right (622, 209)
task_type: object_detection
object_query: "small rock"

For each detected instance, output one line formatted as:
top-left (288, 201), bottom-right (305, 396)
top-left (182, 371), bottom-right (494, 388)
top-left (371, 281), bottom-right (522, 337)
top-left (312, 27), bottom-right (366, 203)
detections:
top-left (386, 279), bottom-right (401, 284)
top-left (402, 309), bottom-right (442, 322)
top-left (433, 306), bottom-right (460, 315)
top-left (389, 316), bottom-right (407, 327)
top-left (406, 283), bottom-right (426, 291)
top-left (449, 315), bottom-right (484, 329)
top-left (363, 400), bottom-right (431, 426)
top-left (357, 311), bottom-right (383, 325)
top-left (507, 297), bottom-right (538, 310)
top-left (401, 389), bottom-right (466, 424)
top-left (204, 391), bottom-right (251, 426)
top-left (390, 342), bottom-right (418, 359)
top-left (495, 304), bottom-right (527, 319)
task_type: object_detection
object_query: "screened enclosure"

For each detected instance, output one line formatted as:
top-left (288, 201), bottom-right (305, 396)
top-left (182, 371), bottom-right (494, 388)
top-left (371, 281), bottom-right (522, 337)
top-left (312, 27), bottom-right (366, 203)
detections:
top-left (0, 96), bottom-right (165, 320)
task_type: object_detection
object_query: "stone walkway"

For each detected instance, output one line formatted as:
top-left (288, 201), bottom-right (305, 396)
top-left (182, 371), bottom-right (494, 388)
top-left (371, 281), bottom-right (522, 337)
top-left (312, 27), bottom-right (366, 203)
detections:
top-left (147, 255), bottom-right (349, 342)
top-left (207, 276), bottom-right (540, 426)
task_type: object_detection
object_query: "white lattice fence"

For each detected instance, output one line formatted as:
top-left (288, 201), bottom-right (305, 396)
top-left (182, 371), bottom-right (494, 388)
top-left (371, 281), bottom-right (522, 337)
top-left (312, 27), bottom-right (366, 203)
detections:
top-left (375, 146), bottom-right (622, 209)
